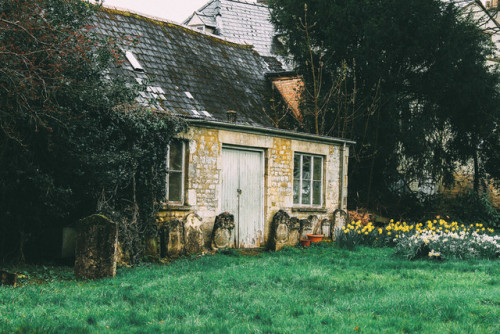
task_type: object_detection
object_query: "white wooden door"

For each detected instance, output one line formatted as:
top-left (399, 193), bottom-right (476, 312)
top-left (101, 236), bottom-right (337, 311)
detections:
top-left (221, 147), bottom-right (264, 248)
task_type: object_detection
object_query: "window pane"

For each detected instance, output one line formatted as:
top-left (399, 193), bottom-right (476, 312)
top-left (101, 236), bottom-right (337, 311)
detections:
top-left (313, 181), bottom-right (321, 205)
top-left (293, 179), bottom-right (300, 204)
top-left (168, 172), bottom-right (182, 202)
top-left (313, 157), bottom-right (322, 181)
top-left (302, 156), bottom-right (311, 180)
top-left (169, 142), bottom-right (183, 171)
top-left (301, 181), bottom-right (310, 205)
top-left (293, 154), bottom-right (301, 179)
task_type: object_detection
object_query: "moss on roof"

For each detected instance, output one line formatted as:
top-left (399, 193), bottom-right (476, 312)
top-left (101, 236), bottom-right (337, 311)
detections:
top-left (101, 7), bottom-right (254, 50)
top-left (94, 6), bottom-right (274, 128)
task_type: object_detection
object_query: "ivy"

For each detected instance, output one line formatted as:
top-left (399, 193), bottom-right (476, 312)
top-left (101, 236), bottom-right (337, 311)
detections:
top-left (0, 0), bottom-right (185, 263)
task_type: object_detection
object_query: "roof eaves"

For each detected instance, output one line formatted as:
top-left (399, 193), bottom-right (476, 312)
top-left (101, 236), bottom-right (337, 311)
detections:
top-left (265, 71), bottom-right (298, 78)
top-left (187, 118), bottom-right (356, 146)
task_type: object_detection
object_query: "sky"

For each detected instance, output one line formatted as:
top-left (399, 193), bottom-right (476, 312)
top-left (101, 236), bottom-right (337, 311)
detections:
top-left (101, 0), bottom-right (211, 23)
top-left (101, 1), bottom-right (490, 24)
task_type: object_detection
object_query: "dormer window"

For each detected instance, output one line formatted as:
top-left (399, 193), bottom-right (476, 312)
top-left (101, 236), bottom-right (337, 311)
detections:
top-left (192, 25), bottom-right (205, 32)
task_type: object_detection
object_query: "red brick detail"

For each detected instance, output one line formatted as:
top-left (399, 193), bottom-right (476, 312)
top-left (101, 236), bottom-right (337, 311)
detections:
top-left (271, 76), bottom-right (304, 121)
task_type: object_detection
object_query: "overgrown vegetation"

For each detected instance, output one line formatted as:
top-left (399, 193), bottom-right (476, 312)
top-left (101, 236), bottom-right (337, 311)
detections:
top-left (1, 246), bottom-right (498, 333)
top-left (269, 0), bottom-right (500, 215)
top-left (0, 0), bottom-right (184, 263)
top-left (449, 191), bottom-right (500, 228)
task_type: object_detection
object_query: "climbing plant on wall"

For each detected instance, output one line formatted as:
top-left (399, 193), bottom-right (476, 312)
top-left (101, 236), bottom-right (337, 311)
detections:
top-left (0, 0), bottom-right (184, 262)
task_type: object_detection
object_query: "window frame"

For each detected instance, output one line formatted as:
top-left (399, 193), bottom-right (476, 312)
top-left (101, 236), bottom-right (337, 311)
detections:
top-left (293, 152), bottom-right (324, 207)
top-left (166, 141), bottom-right (186, 205)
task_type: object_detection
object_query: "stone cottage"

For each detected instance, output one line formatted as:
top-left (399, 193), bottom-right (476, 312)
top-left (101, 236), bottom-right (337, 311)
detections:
top-left (95, 7), bottom-right (353, 250)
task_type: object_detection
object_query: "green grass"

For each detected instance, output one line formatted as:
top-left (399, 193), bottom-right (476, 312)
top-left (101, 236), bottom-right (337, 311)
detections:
top-left (1, 245), bottom-right (499, 333)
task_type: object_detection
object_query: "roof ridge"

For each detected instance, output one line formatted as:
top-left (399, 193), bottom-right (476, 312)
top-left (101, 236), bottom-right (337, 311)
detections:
top-left (195, 12), bottom-right (217, 18)
top-left (195, 0), bottom-right (219, 14)
top-left (222, 0), bottom-right (268, 8)
top-left (99, 4), bottom-right (255, 50)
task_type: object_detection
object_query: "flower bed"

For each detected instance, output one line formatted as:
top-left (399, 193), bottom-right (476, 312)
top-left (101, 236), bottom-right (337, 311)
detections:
top-left (336, 219), bottom-right (499, 260)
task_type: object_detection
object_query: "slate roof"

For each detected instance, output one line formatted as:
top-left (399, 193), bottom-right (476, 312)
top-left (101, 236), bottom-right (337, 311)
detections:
top-left (93, 7), bottom-right (275, 128)
top-left (184, 0), bottom-right (276, 58)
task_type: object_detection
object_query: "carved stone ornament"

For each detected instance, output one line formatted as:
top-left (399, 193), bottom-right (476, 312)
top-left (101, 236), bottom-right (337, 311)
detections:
top-left (211, 212), bottom-right (235, 250)
top-left (184, 213), bottom-right (204, 255)
top-left (269, 210), bottom-right (291, 251)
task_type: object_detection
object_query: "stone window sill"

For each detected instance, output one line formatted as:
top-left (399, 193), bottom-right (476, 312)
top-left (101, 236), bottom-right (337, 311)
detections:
top-left (291, 207), bottom-right (328, 213)
top-left (161, 203), bottom-right (191, 211)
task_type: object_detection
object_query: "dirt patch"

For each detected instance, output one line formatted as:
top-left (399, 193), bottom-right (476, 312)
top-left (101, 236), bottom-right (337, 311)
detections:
top-left (237, 248), bottom-right (266, 256)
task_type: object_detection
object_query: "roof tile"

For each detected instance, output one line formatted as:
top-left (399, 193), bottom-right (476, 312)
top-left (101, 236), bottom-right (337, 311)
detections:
top-left (94, 7), bottom-right (275, 127)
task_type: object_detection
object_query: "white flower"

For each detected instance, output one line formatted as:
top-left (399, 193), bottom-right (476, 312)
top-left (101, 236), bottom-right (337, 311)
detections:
top-left (429, 250), bottom-right (441, 257)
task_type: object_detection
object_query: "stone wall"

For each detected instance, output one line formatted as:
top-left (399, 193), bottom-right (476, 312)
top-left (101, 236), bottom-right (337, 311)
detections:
top-left (161, 125), bottom-right (349, 249)
top-left (267, 137), bottom-right (294, 224)
top-left (439, 172), bottom-right (500, 209)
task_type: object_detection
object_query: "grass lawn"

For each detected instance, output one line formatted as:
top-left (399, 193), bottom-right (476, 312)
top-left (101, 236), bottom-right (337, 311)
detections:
top-left (1, 245), bottom-right (499, 333)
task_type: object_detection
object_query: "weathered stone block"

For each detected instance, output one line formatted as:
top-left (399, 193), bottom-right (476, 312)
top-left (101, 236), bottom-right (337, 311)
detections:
top-left (309, 215), bottom-right (320, 234)
top-left (268, 210), bottom-right (290, 251)
top-left (211, 212), bottom-right (235, 250)
top-left (74, 214), bottom-right (118, 279)
top-left (321, 219), bottom-right (332, 239)
top-left (184, 213), bottom-right (204, 255)
top-left (299, 218), bottom-right (312, 239)
top-left (333, 209), bottom-right (349, 230)
top-left (160, 218), bottom-right (184, 259)
top-left (286, 217), bottom-right (301, 247)
top-left (145, 238), bottom-right (159, 258)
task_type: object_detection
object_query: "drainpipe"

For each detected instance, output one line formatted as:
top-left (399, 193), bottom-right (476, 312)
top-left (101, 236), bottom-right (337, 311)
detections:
top-left (332, 142), bottom-right (348, 234)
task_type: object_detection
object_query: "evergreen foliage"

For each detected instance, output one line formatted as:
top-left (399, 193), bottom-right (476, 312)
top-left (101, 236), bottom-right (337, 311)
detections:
top-left (0, 0), bottom-right (184, 262)
top-left (269, 0), bottom-right (500, 213)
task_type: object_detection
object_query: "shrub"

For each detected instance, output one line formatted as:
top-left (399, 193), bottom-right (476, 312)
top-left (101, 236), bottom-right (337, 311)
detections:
top-left (0, 0), bottom-right (184, 263)
top-left (448, 191), bottom-right (500, 228)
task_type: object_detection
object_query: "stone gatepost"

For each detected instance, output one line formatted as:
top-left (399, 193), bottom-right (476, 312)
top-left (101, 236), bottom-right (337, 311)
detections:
top-left (211, 212), bottom-right (235, 250)
top-left (269, 210), bottom-right (290, 251)
top-left (161, 218), bottom-right (184, 259)
top-left (74, 214), bottom-right (118, 279)
top-left (321, 219), bottom-right (332, 239)
top-left (184, 213), bottom-right (204, 255)
top-left (299, 218), bottom-right (312, 239)
top-left (286, 217), bottom-right (301, 246)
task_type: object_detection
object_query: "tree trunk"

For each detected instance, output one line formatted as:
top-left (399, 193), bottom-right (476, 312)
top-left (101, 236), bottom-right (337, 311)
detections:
top-left (473, 149), bottom-right (480, 194)
top-left (18, 229), bottom-right (26, 263)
